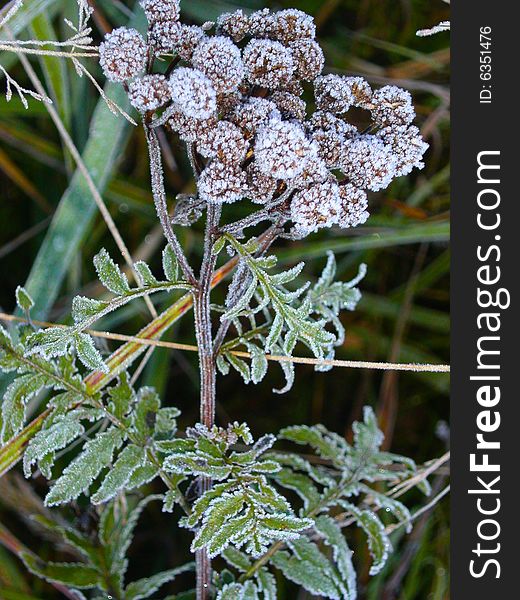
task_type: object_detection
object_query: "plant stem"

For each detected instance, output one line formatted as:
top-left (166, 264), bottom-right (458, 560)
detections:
top-left (193, 202), bottom-right (221, 600)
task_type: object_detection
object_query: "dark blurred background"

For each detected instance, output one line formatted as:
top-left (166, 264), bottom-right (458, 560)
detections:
top-left (0, 0), bottom-right (450, 597)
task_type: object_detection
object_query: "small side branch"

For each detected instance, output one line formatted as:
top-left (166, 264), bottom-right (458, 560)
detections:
top-left (144, 126), bottom-right (197, 286)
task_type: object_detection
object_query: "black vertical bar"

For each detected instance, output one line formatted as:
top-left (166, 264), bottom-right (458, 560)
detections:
top-left (452, 2), bottom-right (516, 597)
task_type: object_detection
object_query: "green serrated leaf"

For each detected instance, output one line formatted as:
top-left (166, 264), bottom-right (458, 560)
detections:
top-left (92, 444), bottom-right (146, 504)
top-left (94, 248), bottom-right (130, 295)
top-left (23, 414), bottom-right (84, 478)
top-left (74, 333), bottom-right (108, 373)
top-left (15, 286), bottom-right (34, 312)
top-left (162, 245), bottom-right (179, 282)
top-left (72, 296), bottom-right (109, 324)
top-left (21, 551), bottom-right (101, 589)
top-left (134, 261), bottom-right (159, 286)
top-left (1, 374), bottom-right (48, 442)
top-left (45, 428), bottom-right (123, 506)
top-left (125, 564), bottom-right (194, 600)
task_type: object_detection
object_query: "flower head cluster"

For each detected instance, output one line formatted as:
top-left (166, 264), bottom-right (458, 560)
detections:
top-left (100, 2), bottom-right (429, 236)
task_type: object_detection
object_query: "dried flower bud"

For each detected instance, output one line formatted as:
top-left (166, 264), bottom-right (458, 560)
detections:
top-left (270, 91), bottom-right (306, 121)
top-left (139, 0), bottom-right (180, 25)
top-left (271, 9), bottom-right (316, 43)
top-left (290, 157), bottom-right (332, 190)
top-left (340, 135), bottom-right (397, 191)
top-left (174, 24), bottom-right (205, 60)
top-left (198, 161), bottom-right (247, 204)
top-left (290, 181), bottom-right (340, 234)
top-left (99, 27), bottom-right (147, 82)
top-left (128, 74), bottom-right (170, 112)
top-left (289, 39), bottom-right (324, 81)
top-left (243, 39), bottom-right (295, 89)
top-left (217, 91), bottom-right (243, 118)
top-left (248, 9), bottom-right (275, 38)
top-left (192, 36), bottom-right (244, 94)
top-left (342, 76), bottom-right (373, 108)
top-left (198, 120), bottom-right (248, 164)
top-left (314, 74), bottom-right (355, 115)
top-left (334, 184), bottom-right (370, 228)
top-left (216, 10), bottom-right (250, 42)
top-left (377, 125), bottom-right (429, 177)
top-left (255, 120), bottom-right (317, 180)
top-left (371, 85), bottom-right (415, 126)
top-left (246, 163), bottom-right (278, 204)
top-left (166, 108), bottom-right (217, 142)
top-left (308, 111), bottom-right (357, 138)
top-left (169, 67), bottom-right (217, 119)
top-left (230, 97), bottom-right (281, 139)
top-left (308, 111), bottom-right (358, 168)
top-left (280, 77), bottom-right (305, 97)
top-left (149, 19), bottom-right (182, 53)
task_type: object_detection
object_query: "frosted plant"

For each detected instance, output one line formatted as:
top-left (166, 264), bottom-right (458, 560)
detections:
top-left (0, 2), bottom-right (437, 600)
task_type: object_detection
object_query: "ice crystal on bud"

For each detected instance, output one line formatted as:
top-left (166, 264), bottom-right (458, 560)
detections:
top-left (149, 19), bottom-right (182, 53)
top-left (243, 39), bottom-right (295, 89)
top-left (168, 67), bottom-right (217, 119)
top-left (198, 161), bottom-right (247, 204)
top-left (271, 9), bottom-right (316, 43)
top-left (128, 75), bottom-right (170, 112)
top-left (166, 108), bottom-right (216, 142)
top-left (230, 97), bottom-right (281, 139)
top-left (139, 0), bottom-right (180, 25)
top-left (335, 184), bottom-right (370, 228)
top-left (340, 136), bottom-right (398, 192)
top-left (343, 76), bottom-right (373, 108)
top-left (314, 74), bottom-right (354, 115)
top-left (309, 112), bottom-right (358, 168)
top-left (290, 181), bottom-right (340, 234)
top-left (255, 120), bottom-right (316, 180)
top-left (99, 27), bottom-right (147, 82)
top-left (216, 9), bottom-right (250, 42)
top-left (174, 24), bottom-right (205, 60)
top-left (248, 8), bottom-right (275, 38)
top-left (246, 163), bottom-right (278, 204)
top-left (198, 120), bottom-right (248, 164)
top-left (290, 157), bottom-right (331, 190)
top-left (290, 39), bottom-right (325, 81)
top-left (371, 85), bottom-right (415, 126)
top-left (377, 125), bottom-right (429, 177)
top-left (271, 91), bottom-right (306, 121)
top-left (192, 36), bottom-right (244, 94)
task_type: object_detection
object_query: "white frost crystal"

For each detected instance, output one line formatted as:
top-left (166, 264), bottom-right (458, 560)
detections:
top-left (128, 75), bottom-right (170, 112)
top-left (174, 24), bottom-right (205, 60)
top-left (314, 74), bottom-right (354, 115)
top-left (198, 161), bottom-right (247, 204)
top-left (216, 9), bottom-right (250, 42)
top-left (99, 27), bottom-right (147, 82)
top-left (343, 76), bottom-right (373, 108)
top-left (167, 108), bottom-right (216, 142)
top-left (334, 184), bottom-right (370, 228)
top-left (192, 36), bottom-right (244, 94)
top-left (246, 163), bottom-right (278, 204)
top-left (377, 125), bottom-right (429, 177)
top-left (255, 120), bottom-right (316, 180)
top-left (289, 39), bottom-right (325, 81)
top-left (149, 19), bottom-right (182, 52)
top-left (290, 181), bottom-right (340, 234)
top-left (168, 67), bottom-right (217, 119)
top-left (139, 0), bottom-right (180, 25)
top-left (371, 85), bottom-right (415, 126)
top-left (340, 136), bottom-right (398, 191)
top-left (197, 120), bottom-right (248, 164)
top-left (230, 97), bottom-right (281, 139)
top-left (271, 9), bottom-right (316, 43)
top-left (270, 91), bottom-right (306, 121)
top-left (243, 39), bottom-right (295, 89)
